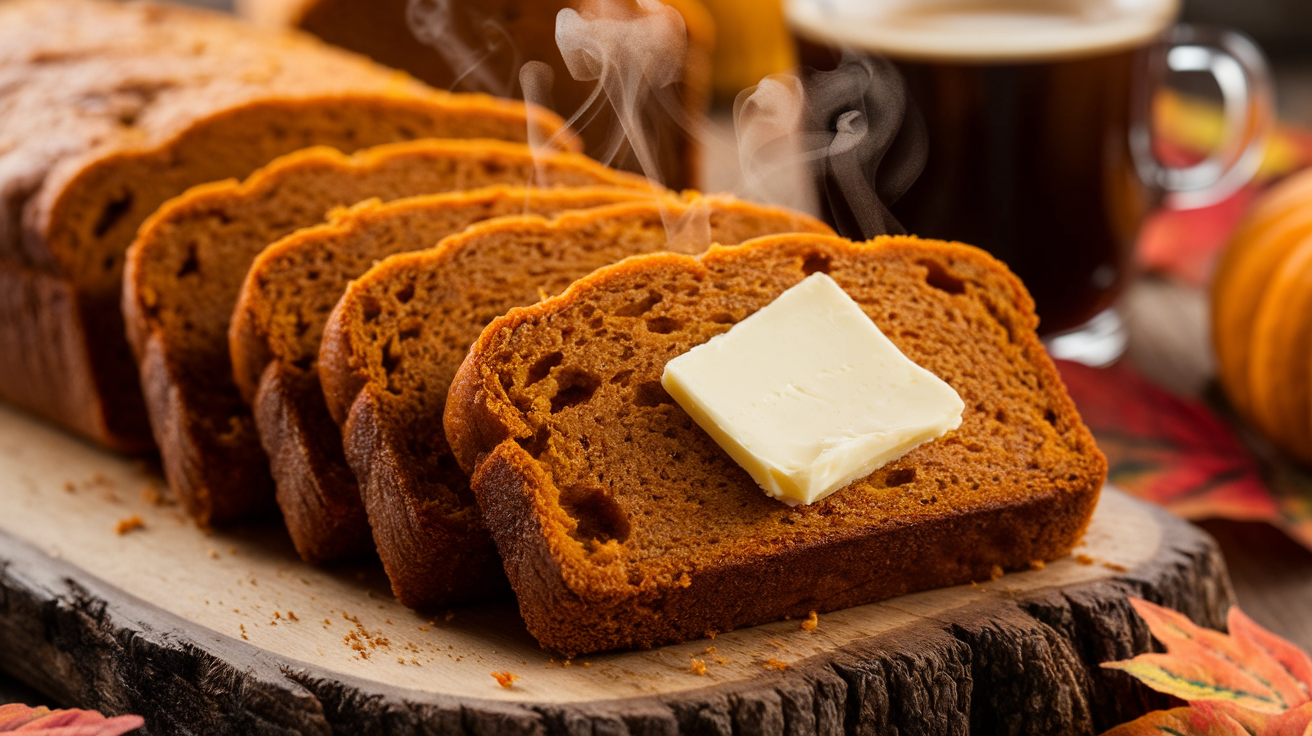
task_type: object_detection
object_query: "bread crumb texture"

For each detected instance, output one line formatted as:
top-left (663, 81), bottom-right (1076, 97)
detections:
top-left (446, 234), bottom-right (1106, 656)
top-left (491, 671), bottom-right (519, 688)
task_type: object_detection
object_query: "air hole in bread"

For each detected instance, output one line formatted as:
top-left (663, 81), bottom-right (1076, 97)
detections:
top-left (1044, 409), bottom-right (1058, 426)
top-left (399, 325), bottom-right (420, 341)
top-left (633, 381), bottom-right (673, 408)
top-left (93, 193), bottom-right (133, 239)
top-left (645, 316), bottom-right (680, 334)
top-left (360, 296), bottom-right (381, 324)
top-left (173, 245), bottom-right (202, 281)
top-left (802, 253), bottom-right (831, 275)
top-left (561, 486), bottom-right (630, 545)
top-left (381, 336), bottom-right (400, 376)
top-left (550, 369), bottom-right (600, 413)
top-left (610, 369), bottom-right (634, 386)
top-left (919, 259), bottom-right (966, 295)
top-left (306, 270), bottom-right (320, 281)
top-left (527, 352), bottom-right (564, 386)
top-left (995, 408), bottom-right (1007, 424)
top-left (707, 312), bottom-right (735, 325)
top-left (883, 467), bottom-right (916, 487)
top-left (615, 291), bottom-right (662, 318)
top-left (102, 254), bottom-right (116, 273)
top-left (395, 283), bottom-right (415, 304)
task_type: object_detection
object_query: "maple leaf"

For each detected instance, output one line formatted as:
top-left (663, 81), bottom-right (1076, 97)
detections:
top-left (0, 704), bottom-right (143, 735)
top-left (1101, 599), bottom-right (1312, 735)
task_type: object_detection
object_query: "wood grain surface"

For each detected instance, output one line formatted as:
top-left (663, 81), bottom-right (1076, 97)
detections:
top-left (0, 401), bottom-right (1234, 734)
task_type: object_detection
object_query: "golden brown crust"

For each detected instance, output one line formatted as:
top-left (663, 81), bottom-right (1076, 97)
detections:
top-left (0, 0), bottom-right (572, 450)
top-left (254, 362), bottom-right (373, 563)
top-left (317, 198), bottom-right (830, 607)
top-left (123, 140), bottom-right (650, 526)
top-left (233, 186), bottom-right (666, 562)
top-left (443, 234), bottom-right (1106, 656)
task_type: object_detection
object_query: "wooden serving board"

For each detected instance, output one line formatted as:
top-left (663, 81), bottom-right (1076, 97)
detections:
top-left (0, 403), bottom-right (1232, 735)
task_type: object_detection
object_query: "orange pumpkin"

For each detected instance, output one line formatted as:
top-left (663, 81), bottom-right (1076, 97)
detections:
top-left (1212, 167), bottom-right (1312, 462)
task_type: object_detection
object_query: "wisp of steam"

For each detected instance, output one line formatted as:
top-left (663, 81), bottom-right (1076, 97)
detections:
top-left (406, 0), bottom-right (519, 97)
top-left (535, 0), bottom-right (715, 249)
top-left (735, 52), bottom-right (928, 239)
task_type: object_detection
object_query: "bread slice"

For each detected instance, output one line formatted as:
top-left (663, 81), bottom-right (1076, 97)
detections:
top-left (231, 186), bottom-right (666, 563)
top-left (443, 234), bottom-right (1107, 656)
top-left (0, 0), bottom-right (569, 452)
top-left (317, 199), bottom-right (832, 608)
top-left (123, 140), bottom-right (651, 526)
top-left (237, 0), bottom-right (715, 189)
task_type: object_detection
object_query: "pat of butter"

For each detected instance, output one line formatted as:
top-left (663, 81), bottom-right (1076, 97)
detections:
top-left (661, 272), bottom-right (964, 506)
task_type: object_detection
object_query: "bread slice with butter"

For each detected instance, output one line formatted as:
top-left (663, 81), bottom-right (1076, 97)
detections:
top-left (444, 234), bottom-right (1106, 656)
top-left (317, 199), bottom-right (832, 608)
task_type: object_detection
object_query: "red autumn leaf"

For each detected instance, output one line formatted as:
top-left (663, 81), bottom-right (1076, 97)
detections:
top-left (1056, 360), bottom-right (1277, 523)
top-left (0, 704), bottom-right (143, 735)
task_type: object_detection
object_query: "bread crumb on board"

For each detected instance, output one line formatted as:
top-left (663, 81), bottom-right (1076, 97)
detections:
top-left (1075, 554), bottom-right (1095, 566)
top-left (989, 565), bottom-right (1005, 581)
top-left (689, 658), bottom-right (707, 676)
top-left (1029, 559), bottom-right (1046, 571)
top-left (115, 515), bottom-right (144, 535)
top-left (763, 658), bottom-right (790, 672)
top-left (801, 611), bottom-right (819, 631)
top-left (491, 671), bottom-right (519, 688)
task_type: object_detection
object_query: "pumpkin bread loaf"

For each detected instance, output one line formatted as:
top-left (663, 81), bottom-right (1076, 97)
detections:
top-left (0, 0), bottom-right (568, 452)
top-left (124, 140), bottom-right (650, 526)
top-left (443, 234), bottom-right (1106, 656)
top-left (317, 200), bottom-right (831, 607)
top-left (231, 186), bottom-right (666, 563)
top-left (238, 0), bottom-right (715, 189)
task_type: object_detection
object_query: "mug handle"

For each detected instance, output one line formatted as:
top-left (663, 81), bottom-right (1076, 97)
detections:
top-left (1131, 24), bottom-right (1274, 210)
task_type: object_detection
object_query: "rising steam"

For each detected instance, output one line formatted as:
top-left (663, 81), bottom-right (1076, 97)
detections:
top-left (525, 0), bottom-right (715, 247)
top-left (404, 0), bottom-right (924, 244)
top-left (406, 0), bottom-right (519, 97)
top-left (735, 52), bottom-right (928, 239)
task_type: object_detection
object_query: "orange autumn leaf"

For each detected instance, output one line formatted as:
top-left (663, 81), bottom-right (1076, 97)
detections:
top-left (0, 703), bottom-right (143, 734)
top-left (1103, 599), bottom-right (1312, 712)
top-left (1101, 599), bottom-right (1312, 735)
top-left (1104, 701), bottom-right (1312, 736)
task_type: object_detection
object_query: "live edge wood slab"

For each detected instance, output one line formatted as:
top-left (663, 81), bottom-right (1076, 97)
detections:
top-left (0, 403), bottom-right (1231, 735)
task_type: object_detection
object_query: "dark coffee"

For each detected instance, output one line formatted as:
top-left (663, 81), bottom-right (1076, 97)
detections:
top-left (788, 2), bottom-right (1175, 334)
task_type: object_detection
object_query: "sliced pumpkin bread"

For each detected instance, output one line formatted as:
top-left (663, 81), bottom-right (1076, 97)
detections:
top-left (123, 139), bottom-right (651, 526)
top-left (443, 234), bottom-right (1107, 656)
top-left (317, 199), bottom-right (832, 608)
top-left (231, 185), bottom-right (667, 563)
top-left (0, 0), bottom-right (568, 452)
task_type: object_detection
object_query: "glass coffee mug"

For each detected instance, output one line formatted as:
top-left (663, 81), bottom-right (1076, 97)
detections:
top-left (784, 0), bottom-right (1272, 364)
